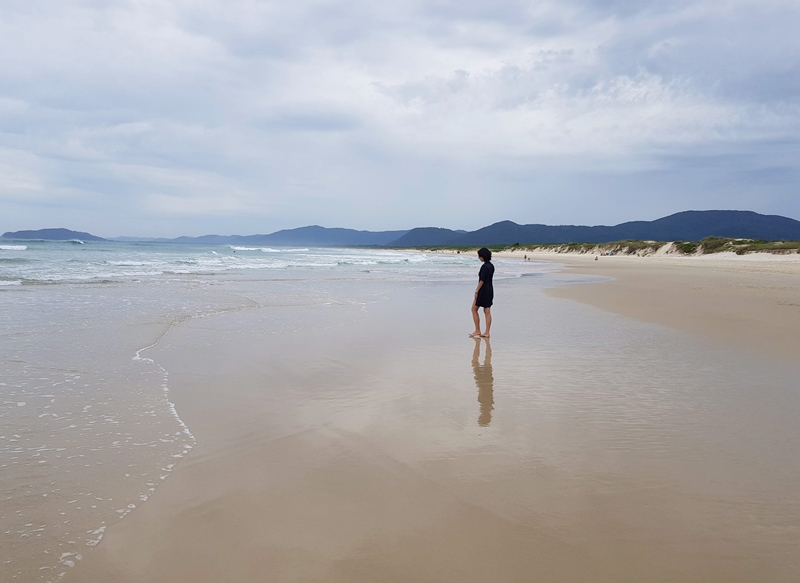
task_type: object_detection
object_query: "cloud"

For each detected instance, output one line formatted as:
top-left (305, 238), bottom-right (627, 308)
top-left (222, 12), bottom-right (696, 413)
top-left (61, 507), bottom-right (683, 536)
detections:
top-left (0, 0), bottom-right (798, 235)
top-left (0, 149), bottom-right (45, 197)
top-left (145, 192), bottom-right (248, 216)
top-left (256, 110), bottom-right (362, 133)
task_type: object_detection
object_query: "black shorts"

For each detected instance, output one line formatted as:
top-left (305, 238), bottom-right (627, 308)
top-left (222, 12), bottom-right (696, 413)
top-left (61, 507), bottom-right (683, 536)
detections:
top-left (475, 292), bottom-right (493, 308)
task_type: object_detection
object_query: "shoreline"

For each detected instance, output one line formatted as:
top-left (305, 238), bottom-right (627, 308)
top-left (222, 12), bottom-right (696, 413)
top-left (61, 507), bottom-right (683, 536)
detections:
top-left (497, 246), bottom-right (800, 264)
top-left (496, 250), bottom-right (800, 363)
top-left (61, 255), bottom-right (800, 583)
top-left (422, 248), bottom-right (800, 363)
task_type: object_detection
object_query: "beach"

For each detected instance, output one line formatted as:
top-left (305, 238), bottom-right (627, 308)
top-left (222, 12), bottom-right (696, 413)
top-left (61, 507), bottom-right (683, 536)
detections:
top-left (61, 253), bottom-right (800, 583)
top-left (533, 251), bottom-right (800, 363)
top-left (3, 244), bottom-right (799, 582)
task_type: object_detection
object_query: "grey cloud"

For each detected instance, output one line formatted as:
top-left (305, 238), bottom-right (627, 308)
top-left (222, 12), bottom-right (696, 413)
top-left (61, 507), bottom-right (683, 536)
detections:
top-left (423, 0), bottom-right (532, 24)
top-left (376, 69), bottom-right (473, 106)
top-left (574, 0), bottom-right (698, 18)
top-left (593, 3), bottom-right (800, 103)
top-left (1, 0), bottom-right (799, 236)
top-left (256, 111), bottom-right (362, 133)
top-left (176, 0), bottom-right (392, 59)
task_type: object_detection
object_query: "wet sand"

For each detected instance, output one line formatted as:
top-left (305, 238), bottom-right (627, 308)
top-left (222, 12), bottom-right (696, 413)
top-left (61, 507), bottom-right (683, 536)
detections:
top-left (65, 267), bottom-right (800, 583)
top-left (538, 252), bottom-right (800, 363)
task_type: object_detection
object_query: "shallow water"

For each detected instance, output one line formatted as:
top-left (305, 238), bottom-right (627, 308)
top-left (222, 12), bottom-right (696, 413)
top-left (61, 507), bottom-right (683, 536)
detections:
top-left (1, 244), bottom-right (550, 581)
top-left (139, 274), bottom-right (800, 581)
top-left (0, 282), bottom-right (212, 580)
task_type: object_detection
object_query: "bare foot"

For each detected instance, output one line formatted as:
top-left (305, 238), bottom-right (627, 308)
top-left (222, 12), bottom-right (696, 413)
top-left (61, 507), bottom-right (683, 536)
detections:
top-left (468, 331), bottom-right (481, 338)
top-left (480, 334), bottom-right (490, 338)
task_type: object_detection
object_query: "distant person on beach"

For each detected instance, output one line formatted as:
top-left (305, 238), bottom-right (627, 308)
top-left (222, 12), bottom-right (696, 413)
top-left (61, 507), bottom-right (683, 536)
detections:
top-left (469, 247), bottom-right (494, 338)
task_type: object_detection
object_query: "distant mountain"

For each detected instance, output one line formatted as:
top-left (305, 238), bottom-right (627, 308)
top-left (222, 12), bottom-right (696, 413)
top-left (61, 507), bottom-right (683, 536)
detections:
top-left (11, 210), bottom-right (799, 247)
top-left (110, 210), bottom-right (799, 246)
top-left (129, 226), bottom-right (410, 246)
top-left (1, 228), bottom-right (106, 241)
top-left (416, 211), bottom-right (800, 247)
top-left (171, 234), bottom-right (253, 245)
top-left (611, 210), bottom-right (800, 241)
top-left (390, 227), bottom-right (463, 247)
top-left (251, 225), bottom-right (408, 246)
top-left (444, 221), bottom-right (611, 246)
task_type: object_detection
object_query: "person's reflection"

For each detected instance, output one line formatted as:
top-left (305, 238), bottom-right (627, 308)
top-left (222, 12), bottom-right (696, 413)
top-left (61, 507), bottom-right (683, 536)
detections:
top-left (472, 337), bottom-right (494, 427)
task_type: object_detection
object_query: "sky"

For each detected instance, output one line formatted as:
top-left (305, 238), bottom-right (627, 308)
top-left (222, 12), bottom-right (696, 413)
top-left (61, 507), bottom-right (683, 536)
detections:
top-left (1, 0), bottom-right (799, 237)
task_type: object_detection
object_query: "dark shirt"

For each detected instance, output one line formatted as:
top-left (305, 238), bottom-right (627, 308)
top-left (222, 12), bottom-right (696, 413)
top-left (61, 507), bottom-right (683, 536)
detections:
top-left (476, 261), bottom-right (494, 307)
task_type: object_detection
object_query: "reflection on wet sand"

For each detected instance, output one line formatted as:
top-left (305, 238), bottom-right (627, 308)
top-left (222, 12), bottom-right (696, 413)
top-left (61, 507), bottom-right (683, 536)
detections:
top-left (471, 338), bottom-right (494, 426)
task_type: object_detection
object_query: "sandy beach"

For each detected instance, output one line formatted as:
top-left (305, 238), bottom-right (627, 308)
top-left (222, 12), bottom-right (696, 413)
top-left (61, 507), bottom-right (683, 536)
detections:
top-left (61, 254), bottom-right (800, 583)
top-left (527, 251), bottom-right (800, 363)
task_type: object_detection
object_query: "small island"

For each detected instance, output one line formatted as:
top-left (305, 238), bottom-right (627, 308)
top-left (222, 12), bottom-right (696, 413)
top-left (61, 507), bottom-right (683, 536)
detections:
top-left (1, 228), bottom-right (106, 242)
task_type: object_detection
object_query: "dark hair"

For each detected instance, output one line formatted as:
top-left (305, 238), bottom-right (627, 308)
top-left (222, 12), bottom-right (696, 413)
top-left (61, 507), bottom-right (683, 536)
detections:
top-left (477, 247), bottom-right (492, 261)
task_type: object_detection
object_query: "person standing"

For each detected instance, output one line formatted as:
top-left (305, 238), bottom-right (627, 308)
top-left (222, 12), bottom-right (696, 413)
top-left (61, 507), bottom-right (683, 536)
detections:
top-left (469, 247), bottom-right (494, 338)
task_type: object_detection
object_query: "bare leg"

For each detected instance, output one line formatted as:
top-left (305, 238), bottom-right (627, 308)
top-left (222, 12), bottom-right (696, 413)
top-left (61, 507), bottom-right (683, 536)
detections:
top-left (469, 303), bottom-right (481, 337)
top-left (481, 307), bottom-right (492, 338)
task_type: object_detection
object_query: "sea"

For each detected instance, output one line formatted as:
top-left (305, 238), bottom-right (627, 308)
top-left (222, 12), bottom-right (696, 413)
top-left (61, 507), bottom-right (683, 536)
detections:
top-left (0, 240), bottom-right (565, 581)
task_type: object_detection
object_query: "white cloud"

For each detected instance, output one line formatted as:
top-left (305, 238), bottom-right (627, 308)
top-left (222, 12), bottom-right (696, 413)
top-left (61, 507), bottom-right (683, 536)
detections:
top-left (144, 192), bottom-right (248, 215)
top-left (0, 150), bottom-right (45, 196)
top-left (0, 0), bottom-right (798, 235)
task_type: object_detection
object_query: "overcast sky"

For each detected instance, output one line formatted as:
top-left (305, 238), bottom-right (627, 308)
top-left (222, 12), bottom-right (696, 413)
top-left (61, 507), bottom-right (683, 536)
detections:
top-left (1, 0), bottom-right (799, 237)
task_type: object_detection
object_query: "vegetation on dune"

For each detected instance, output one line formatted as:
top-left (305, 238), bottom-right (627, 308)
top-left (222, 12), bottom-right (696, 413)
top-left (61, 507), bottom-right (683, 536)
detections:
top-left (422, 240), bottom-right (666, 255)
top-left (695, 237), bottom-right (800, 255)
top-left (418, 238), bottom-right (800, 256)
top-left (721, 239), bottom-right (800, 254)
top-left (698, 237), bottom-right (729, 252)
top-left (674, 241), bottom-right (699, 254)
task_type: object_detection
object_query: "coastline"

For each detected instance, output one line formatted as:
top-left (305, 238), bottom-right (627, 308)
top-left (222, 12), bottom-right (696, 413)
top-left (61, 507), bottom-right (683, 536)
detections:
top-left (61, 254), bottom-right (800, 583)
top-left (499, 250), bottom-right (800, 363)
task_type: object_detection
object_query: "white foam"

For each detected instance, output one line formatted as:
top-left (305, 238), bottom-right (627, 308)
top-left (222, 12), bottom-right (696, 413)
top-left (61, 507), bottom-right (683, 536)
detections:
top-left (0, 244), bottom-right (27, 250)
top-left (106, 260), bottom-right (147, 266)
top-left (85, 525), bottom-right (106, 547)
top-left (229, 246), bottom-right (280, 252)
top-left (1, 241), bottom-right (488, 285)
top-left (132, 319), bottom-right (196, 457)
